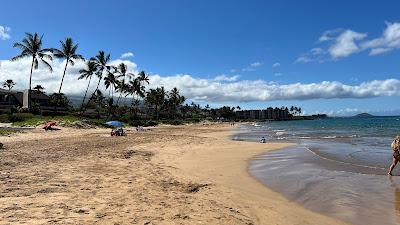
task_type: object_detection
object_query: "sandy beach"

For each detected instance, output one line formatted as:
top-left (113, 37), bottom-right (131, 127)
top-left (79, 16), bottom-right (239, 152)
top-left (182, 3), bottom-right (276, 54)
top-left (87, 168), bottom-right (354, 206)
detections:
top-left (0, 124), bottom-right (348, 224)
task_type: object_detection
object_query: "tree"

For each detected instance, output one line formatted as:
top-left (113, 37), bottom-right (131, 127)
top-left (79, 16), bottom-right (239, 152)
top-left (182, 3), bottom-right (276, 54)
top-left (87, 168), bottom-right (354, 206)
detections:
top-left (90, 51), bottom-right (113, 93)
top-left (78, 61), bottom-right (97, 111)
top-left (2, 79), bottom-right (15, 91)
top-left (138, 71), bottom-right (149, 85)
top-left (86, 51), bottom-right (113, 108)
top-left (104, 70), bottom-right (118, 98)
top-left (33, 84), bottom-right (44, 93)
top-left (11, 32), bottom-right (53, 108)
top-left (145, 87), bottom-right (166, 119)
top-left (49, 93), bottom-right (71, 110)
top-left (115, 63), bottom-right (134, 105)
top-left (52, 37), bottom-right (84, 94)
top-left (91, 90), bottom-right (105, 118)
top-left (127, 78), bottom-right (143, 108)
top-left (167, 87), bottom-right (185, 118)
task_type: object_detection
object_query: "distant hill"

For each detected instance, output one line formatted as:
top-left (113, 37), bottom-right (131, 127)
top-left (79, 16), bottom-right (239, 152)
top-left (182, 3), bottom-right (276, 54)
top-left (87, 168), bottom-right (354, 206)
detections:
top-left (353, 113), bottom-right (375, 118)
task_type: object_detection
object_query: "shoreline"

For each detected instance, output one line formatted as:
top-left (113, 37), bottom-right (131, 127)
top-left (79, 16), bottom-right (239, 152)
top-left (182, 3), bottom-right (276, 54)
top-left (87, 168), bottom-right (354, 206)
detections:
top-left (161, 124), bottom-right (349, 225)
top-left (0, 124), bottom-right (349, 224)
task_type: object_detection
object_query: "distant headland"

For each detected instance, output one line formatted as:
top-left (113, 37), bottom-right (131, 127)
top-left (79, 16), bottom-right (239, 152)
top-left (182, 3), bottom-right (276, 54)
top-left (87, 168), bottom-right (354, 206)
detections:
top-left (353, 113), bottom-right (375, 118)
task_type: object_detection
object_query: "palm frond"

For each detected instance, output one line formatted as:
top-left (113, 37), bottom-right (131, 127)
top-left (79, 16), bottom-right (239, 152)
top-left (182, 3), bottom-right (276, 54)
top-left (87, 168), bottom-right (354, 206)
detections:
top-left (40, 58), bottom-right (53, 72)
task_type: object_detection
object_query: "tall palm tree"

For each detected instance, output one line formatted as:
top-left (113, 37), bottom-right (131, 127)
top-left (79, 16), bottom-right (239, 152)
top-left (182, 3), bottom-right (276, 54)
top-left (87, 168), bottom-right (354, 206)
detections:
top-left (2, 79), bottom-right (16, 91)
top-left (11, 32), bottom-right (53, 108)
top-left (52, 37), bottom-right (84, 94)
top-left (78, 61), bottom-right (97, 110)
top-left (103, 71), bottom-right (118, 98)
top-left (115, 63), bottom-right (134, 105)
top-left (90, 51), bottom-right (113, 93)
top-left (145, 87), bottom-right (166, 119)
top-left (138, 71), bottom-right (149, 85)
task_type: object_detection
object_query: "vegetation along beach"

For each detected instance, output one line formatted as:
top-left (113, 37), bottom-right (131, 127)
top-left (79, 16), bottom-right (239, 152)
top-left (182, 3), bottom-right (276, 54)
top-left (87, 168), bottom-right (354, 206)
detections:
top-left (1, 1), bottom-right (400, 224)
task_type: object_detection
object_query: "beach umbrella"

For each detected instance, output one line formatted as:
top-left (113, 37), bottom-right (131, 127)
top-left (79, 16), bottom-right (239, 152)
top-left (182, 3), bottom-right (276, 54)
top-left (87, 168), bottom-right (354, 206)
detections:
top-left (105, 121), bottom-right (124, 127)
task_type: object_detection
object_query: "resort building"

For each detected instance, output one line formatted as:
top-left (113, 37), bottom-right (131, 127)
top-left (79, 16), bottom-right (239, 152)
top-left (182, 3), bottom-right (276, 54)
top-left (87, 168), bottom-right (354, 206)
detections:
top-left (0, 88), bottom-right (52, 113)
top-left (236, 107), bottom-right (291, 120)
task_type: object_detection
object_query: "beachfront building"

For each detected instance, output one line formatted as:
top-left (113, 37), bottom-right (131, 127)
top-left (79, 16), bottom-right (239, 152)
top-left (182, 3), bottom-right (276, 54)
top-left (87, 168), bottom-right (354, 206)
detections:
top-left (236, 107), bottom-right (291, 121)
top-left (0, 88), bottom-right (53, 113)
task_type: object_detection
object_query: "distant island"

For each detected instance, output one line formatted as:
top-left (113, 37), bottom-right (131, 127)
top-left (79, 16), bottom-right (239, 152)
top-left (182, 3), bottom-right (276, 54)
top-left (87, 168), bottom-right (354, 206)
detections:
top-left (353, 113), bottom-right (375, 118)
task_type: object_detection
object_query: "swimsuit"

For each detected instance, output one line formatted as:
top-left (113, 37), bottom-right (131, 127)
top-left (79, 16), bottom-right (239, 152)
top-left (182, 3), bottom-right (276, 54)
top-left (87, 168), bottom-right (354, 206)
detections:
top-left (394, 150), bottom-right (400, 160)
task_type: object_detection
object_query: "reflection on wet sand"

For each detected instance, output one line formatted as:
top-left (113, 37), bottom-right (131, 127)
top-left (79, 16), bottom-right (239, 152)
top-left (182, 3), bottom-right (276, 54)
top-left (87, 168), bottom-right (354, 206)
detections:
top-left (250, 146), bottom-right (400, 225)
top-left (389, 176), bottom-right (400, 222)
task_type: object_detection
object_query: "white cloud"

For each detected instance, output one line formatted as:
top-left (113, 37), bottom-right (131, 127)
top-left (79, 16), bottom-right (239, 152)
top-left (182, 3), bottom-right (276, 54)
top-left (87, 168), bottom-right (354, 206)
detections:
top-left (329, 30), bottom-right (367, 58)
top-left (148, 75), bottom-right (400, 102)
top-left (368, 47), bottom-right (391, 56)
top-left (294, 56), bottom-right (312, 64)
top-left (250, 62), bottom-right (263, 67)
top-left (295, 48), bottom-right (326, 64)
top-left (272, 62), bottom-right (280, 68)
top-left (319, 29), bottom-right (342, 42)
top-left (0, 58), bottom-right (138, 95)
top-left (1, 58), bottom-right (399, 103)
top-left (213, 75), bottom-right (240, 82)
top-left (361, 22), bottom-right (400, 55)
top-left (0, 26), bottom-right (11, 40)
top-left (120, 52), bottom-right (134, 58)
top-left (242, 62), bottom-right (263, 72)
top-left (310, 48), bottom-right (324, 55)
top-left (299, 22), bottom-right (400, 61)
top-left (274, 73), bottom-right (282, 77)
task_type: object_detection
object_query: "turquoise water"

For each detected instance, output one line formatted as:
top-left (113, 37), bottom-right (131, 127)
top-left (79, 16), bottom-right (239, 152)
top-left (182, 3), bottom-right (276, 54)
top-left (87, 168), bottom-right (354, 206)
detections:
top-left (233, 116), bottom-right (400, 170)
top-left (237, 117), bottom-right (400, 225)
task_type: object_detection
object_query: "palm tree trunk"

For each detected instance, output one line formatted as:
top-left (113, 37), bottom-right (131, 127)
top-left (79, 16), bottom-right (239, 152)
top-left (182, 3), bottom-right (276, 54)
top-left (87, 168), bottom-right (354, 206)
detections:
top-left (83, 77), bottom-right (102, 115)
top-left (58, 59), bottom-right (69, 94)
top-left (116, 92), bottom-right (123, 106)
top-left (130, 95), bottom-right (135, 116)
top-left (80, 75), bottom-right (92, 114)
top-left (28, 57), bottom-right (35, 109)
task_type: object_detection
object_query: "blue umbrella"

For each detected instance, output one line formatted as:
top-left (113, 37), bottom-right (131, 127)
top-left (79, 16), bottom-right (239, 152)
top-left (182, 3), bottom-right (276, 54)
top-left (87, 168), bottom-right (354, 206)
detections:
top-left (105, 121), bottom-right (124, 127)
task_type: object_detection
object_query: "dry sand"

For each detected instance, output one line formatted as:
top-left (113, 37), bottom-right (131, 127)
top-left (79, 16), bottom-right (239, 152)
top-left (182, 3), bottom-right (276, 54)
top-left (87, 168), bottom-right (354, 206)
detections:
top-left (0, 124), bottom-right (348, 224)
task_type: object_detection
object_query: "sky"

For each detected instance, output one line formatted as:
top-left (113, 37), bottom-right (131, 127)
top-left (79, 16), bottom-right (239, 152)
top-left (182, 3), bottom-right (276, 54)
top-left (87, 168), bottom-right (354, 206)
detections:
top-left (0, 0), bottom-right (400, 116)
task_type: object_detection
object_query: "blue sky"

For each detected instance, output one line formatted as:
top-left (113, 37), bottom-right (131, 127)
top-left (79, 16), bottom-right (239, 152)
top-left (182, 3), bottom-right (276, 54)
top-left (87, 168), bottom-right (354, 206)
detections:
top-left (0, 0), bottom-right (400, 116)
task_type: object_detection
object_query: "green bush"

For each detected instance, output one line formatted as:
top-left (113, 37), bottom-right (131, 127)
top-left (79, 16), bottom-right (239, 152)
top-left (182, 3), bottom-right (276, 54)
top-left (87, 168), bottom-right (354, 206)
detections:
top-left (8, 114), bottom-right (24, 122)
top-left (145, 120), bottom-right (159, 127)
top-left (15, 113), bottom-right (34, 119)
top-left (0, 114), bottom-right (9, 123)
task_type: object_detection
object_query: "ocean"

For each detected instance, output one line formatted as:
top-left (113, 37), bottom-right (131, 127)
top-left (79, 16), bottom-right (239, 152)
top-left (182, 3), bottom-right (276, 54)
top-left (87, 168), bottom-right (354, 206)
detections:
top-left (233, 116), bottom-right (400, 225)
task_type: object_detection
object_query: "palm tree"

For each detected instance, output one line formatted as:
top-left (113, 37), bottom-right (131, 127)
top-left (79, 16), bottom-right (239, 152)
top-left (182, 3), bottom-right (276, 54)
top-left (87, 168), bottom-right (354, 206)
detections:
top-left (78, 61), bottom-right (97, 111)
top-left (2, 79), bottom-right (16, 91)
top-left (127, 78), bottom-right (142, 107)
top-left (11, 32), bottom-right (53, 108)
top-left (145, 87), bottom-right (166, 119)
top-left (52, 37), bottom-right (84, 94)
top-left (138, 71), bottom-right (149, 85)
top-left (33, 84), bottom-right (44, 93)
top-left (115, 63), bottom-right (134, 105)
top-left (90, 51), bottom-right (113, 93)
top-left (104, 71), bottom-right (118, 98)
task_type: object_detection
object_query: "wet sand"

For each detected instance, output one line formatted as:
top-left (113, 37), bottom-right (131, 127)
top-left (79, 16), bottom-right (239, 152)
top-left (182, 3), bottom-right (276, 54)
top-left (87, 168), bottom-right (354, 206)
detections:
top-left (250, 145), bottom-right (400, 225)
top-left (0, 124), bottom-right (347, 224)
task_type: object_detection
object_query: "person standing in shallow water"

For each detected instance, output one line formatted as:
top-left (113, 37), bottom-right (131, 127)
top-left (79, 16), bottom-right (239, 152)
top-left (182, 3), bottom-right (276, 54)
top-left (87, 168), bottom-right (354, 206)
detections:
top-left (388, 136), bottom-right (400, 176)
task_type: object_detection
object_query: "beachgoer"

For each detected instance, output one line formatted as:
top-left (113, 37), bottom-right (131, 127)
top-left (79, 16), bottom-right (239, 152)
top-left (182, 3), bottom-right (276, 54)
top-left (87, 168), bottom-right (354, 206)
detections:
top-left (260, 136), bottom-right (266, 143)
top-left (388, 136), bottom-right (400, 176)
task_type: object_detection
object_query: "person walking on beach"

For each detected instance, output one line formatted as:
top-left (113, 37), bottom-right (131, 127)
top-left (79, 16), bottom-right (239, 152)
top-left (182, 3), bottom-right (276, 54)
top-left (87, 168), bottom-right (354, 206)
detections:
top-left (388, 136), bottom-right (400, 176)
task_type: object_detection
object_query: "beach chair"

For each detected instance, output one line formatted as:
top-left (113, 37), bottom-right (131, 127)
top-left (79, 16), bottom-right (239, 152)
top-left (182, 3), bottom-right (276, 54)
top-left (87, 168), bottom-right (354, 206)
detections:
top-left (43, 121), bottom-right (57, 131)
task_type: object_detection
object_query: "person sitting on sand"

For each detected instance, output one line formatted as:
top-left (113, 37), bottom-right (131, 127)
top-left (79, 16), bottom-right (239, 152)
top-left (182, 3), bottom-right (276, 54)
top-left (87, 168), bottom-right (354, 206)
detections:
top-left (260, 136), bottom-right (266, 143)
top-left (388, 136), bottom-right (400, 176)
